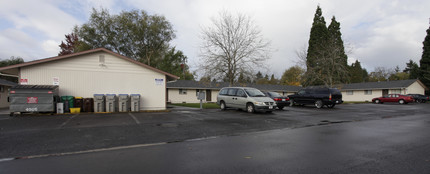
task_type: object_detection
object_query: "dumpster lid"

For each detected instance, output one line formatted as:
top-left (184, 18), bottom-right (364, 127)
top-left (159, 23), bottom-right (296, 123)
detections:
top-left (130, 94), bottom-right (141, 96)
top-left (118, 94), bottom-right (129, 96)
top-left (94, 94), bottom-right (105, 96)
top-left (106, 94), bottom-right (116, 96)
top-left (11, 85), bottom-right (59, 90)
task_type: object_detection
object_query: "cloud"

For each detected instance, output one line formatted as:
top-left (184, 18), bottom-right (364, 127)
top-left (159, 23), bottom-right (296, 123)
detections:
top-left (0, 0), bottom-right (85, 60)
top-left (0, 29), bottom-right (40, 60)
top-left (1, 0), bottom-right (429, 78)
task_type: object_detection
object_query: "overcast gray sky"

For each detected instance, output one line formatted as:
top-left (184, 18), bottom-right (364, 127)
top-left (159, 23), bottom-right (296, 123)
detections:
top-left (1, 0), bottom-right (429, 78)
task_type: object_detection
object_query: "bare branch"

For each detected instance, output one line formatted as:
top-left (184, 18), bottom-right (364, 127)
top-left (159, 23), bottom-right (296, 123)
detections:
top-left (199, 11), bottom-right (271, 85)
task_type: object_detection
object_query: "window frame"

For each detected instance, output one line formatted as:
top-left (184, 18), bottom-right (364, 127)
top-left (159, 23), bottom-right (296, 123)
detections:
top-left (364, 90), bottom-right (372, 95)
top-left (179, 89), bottom-right (187, 95)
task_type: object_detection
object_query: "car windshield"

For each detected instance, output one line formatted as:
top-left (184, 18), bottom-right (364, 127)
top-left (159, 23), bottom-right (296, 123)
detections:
top-left (268, 92), bottom-right (282, 97)
top-left (245, 88), bottom-right (265, 97)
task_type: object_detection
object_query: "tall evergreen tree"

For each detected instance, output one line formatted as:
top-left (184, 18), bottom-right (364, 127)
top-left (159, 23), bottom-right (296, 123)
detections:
top-left (362, 68), bottom-right (369, 82)
top-left (404, 59), bottom-right (419, 79)
top-left (303, 6), bottom-right (349, 87)
top-left (306, 6), bottom-right (328, 66)
top-left (349, 60), bottom-right (364, 83)
top-left (269, 74), bottom-right (278, 84)
top-left (305, 6), bottom-right (328, 86)
top-left (419, 26), bottom-right (430, 91)
top-left (328, 16), bottom-right (349, 83)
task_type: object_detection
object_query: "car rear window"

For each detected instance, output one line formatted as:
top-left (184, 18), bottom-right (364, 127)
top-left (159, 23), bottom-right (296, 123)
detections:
top-left (245, 88), bottom-right (265, 97)
top-left (329, 88), bottom-right (341, 94)
top-left (268, 92), bottom-right (282, 97)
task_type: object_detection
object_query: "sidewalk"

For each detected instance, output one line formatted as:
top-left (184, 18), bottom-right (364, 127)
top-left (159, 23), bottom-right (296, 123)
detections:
top-left (0, 108), bottom-right (9, 115)
top-left (167, 104), bottom-right (202, 111)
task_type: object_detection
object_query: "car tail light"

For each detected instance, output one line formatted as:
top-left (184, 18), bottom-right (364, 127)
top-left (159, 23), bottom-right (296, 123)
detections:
top-left (10, 91), bottom-right (15, 94)
top-left (48, 91), bottom-right (53, 94)
top-left (329, 94), bottom-right (332, 101)
top-left (274, 98), bottom-right (281, 101)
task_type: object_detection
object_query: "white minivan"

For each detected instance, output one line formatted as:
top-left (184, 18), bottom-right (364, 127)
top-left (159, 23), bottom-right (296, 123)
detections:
top-left (217, 87), bottom-right (276, 113)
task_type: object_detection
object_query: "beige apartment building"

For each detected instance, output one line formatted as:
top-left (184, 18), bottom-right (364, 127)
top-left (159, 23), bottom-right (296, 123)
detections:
top-left (0, 48), bottom-right (178, 110)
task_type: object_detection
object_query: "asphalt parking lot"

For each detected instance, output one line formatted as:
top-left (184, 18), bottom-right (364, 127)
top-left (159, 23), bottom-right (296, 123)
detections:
top-left (0, 103), bottom-right (429, 159)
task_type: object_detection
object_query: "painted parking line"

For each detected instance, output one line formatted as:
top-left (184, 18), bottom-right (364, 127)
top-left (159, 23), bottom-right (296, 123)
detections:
top-left (128, 112), bottom-right (140, 124)
top-left (58, 114), bottom-right (79, 128)
top-left (0, 142), bottom-right (167, 162)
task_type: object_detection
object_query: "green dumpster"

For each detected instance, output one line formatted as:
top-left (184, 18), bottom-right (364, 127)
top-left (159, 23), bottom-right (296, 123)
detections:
top-left (61, 96), bottom-right (74, 113)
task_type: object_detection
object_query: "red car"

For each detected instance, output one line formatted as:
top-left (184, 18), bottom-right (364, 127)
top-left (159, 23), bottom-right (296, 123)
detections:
top-left (372, 94), bottom-right (414, 104)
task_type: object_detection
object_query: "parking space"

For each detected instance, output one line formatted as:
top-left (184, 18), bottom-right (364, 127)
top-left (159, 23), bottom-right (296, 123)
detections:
top-left (0, 103), bottom-right (429, 159)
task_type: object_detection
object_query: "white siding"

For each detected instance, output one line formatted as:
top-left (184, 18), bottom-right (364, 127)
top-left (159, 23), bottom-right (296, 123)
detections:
top-left (341, 90), bottom-right (383, 102)
top-left (406, 81), bottom-right (425, 94)
top-left (20, 52), bottom-right (166, 110)
top-left (168, 89), bottom-right (221, 103)
top-left (168, 89), bottom-right (202, 103)
top-left (212, 90), bottom-right (219, 102)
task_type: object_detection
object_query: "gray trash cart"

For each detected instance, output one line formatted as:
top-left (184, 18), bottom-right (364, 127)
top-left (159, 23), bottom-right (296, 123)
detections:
top-left (130, 94), bottom-right (140, 112)
top-left (105, 94), bottom-right (117, 112)
top-left (8, 85), bottom-right (60, 116)
top-left (118, 94), bottom-right (130, 112)
top-left (93, 94), bottom-right (105, 113)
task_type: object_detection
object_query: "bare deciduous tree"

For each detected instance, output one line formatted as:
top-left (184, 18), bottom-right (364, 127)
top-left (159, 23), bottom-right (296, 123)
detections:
top-left (199, 11), bottom-right (271, 86)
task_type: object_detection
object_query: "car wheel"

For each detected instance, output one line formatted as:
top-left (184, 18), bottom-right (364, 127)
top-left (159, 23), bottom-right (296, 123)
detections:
top-left (278, 106), bottom-right (284, 110)
top-left (289, 99), bottom-right (294, 106)
top-left (315, 100), bottom-right (323, 109)
top-left (327, 104), bottom-right (335, 108)
top-left (246, 103), bottom-right (255, 113)
top-left (399, 99), bottom-right (405, 104)
top-left (220, 101), bottom-right (226, 110)
top-left (421, 99), bottom-right (426, 103)
top-left (374, 99), bottom-right (380, 104)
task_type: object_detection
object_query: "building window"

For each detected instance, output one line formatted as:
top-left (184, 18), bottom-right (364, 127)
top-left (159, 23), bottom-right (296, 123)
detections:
top-left (196, 89), bottom-right (200, 96)
top-left (346, 90), bottom-right (353, 95)
top-left (364, 90), bottom-right (372, 95)
top-left (391, 89), bottom-right (401, 94)
top-left (179, 89), bottom-right (187, 95)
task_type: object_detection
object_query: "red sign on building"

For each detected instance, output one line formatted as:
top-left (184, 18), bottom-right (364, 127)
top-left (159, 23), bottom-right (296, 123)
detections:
top-left (27, 97), bottom-right (38, 104)
top-left (20, 79), bottom-right (28, 84)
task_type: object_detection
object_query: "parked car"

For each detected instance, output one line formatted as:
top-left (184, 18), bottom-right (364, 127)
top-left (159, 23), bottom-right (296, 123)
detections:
top-left (217, 87), bottom-right (276, 113)
top-left (288, 87), bottom-right (343, 109)
top-left (262, 91), bottom-right (289, 110)
top-left (407, 94), bottom-right (429, 103)
top-left (372, 94), bottom-right (414, 104)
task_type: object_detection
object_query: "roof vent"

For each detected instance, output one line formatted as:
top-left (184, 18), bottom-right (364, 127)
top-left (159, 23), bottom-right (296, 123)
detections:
top-left (99, 55), bottom-right (106, 67)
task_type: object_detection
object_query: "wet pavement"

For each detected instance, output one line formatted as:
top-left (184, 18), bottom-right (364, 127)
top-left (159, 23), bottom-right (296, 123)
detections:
top-left (0, 103), bottom-right (429, 173)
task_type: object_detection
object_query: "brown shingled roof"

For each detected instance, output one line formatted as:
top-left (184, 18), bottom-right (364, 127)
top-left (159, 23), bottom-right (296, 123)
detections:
top-left (0, 48), bottom-right (179, 81)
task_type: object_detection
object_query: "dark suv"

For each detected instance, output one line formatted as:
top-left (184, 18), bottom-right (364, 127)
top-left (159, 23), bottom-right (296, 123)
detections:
top-left (288, 87), bottom-right (343, 108)
top-left (407, 94), bottom-right (429, 103)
